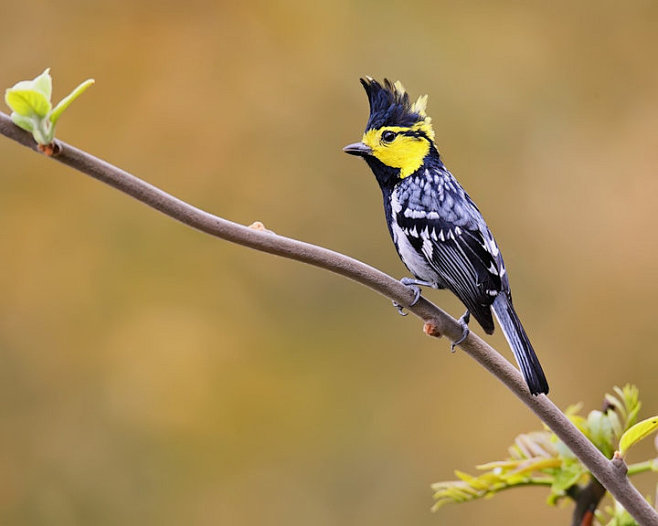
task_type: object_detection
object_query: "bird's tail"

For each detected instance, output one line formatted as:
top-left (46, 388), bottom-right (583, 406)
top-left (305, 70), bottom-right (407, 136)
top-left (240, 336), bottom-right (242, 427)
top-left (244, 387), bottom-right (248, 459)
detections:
top-left (491, 294), bottom-right (549, 395)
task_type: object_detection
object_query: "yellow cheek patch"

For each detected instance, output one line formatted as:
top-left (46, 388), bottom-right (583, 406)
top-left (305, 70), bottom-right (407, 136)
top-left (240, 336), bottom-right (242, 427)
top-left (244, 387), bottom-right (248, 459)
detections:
top-left (362, 127), bottom-right (431, 179)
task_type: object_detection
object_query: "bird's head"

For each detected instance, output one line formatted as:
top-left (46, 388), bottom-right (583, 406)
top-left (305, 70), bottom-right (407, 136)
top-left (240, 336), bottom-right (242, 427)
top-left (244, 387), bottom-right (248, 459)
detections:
top-left (344, 77), bottom-right (438, 185)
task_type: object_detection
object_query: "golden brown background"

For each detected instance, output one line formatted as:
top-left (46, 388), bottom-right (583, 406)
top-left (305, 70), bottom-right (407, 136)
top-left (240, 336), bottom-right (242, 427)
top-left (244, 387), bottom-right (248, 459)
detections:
top-left (1, 1), bottom-right (657, 524)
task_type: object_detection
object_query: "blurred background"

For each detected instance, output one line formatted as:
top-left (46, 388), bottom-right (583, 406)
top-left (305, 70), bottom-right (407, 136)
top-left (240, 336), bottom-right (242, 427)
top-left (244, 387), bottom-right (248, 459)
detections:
top-left (1, 1), bottom-right (657, 524)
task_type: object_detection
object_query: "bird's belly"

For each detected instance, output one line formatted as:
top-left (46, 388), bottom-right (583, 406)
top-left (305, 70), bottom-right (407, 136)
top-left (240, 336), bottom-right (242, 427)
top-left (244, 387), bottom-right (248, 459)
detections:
top-left (391, 220), bottom-right (439, 285)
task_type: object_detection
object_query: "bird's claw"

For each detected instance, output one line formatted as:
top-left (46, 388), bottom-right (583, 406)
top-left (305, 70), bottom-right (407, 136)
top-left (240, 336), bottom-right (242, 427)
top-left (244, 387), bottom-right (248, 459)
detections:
top-left (392, 280), bottom-right (422, 316)
top-left (392, 301), bottom-right (408, 316)
top-left (450, 311), bottom-right (471, 352)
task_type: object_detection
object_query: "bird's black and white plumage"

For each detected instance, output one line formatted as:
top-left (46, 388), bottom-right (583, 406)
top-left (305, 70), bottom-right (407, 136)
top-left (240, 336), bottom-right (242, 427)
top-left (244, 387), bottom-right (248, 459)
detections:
top-left (344, 78), bottom-right (548, 395)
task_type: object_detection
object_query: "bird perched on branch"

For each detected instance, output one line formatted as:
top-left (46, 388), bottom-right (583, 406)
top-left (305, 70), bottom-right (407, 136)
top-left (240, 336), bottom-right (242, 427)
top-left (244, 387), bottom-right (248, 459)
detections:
top-left (344, 78), bottom-right (548, 395)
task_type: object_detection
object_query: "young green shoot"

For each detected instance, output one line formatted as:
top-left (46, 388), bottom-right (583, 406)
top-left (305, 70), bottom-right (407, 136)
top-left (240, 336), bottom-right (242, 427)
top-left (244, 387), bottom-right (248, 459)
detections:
top-left (4, 68), bottom-right (94, 146)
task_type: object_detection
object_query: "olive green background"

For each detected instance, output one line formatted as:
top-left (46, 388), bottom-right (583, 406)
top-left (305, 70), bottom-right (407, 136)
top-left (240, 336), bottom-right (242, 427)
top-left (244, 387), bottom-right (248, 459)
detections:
top-left (1, 1), bottom-right (657, 524)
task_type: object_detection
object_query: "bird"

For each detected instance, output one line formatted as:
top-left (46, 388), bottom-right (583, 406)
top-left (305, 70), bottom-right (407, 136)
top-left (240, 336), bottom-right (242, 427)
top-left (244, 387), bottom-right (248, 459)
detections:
top-left (343, 78), bottom-right (548, 395)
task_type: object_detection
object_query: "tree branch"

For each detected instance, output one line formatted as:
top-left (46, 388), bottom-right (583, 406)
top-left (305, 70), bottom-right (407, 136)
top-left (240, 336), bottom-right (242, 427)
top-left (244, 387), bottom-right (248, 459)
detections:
top-left (568, 479), bottom-right (607, 526)
top-left (1, 111), bottom-right (656, 525)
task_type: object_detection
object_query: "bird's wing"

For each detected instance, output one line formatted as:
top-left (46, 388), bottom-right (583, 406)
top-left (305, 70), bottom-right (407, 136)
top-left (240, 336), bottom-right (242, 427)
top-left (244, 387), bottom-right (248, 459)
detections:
top-left (396, 186), bottom-right (504, 334)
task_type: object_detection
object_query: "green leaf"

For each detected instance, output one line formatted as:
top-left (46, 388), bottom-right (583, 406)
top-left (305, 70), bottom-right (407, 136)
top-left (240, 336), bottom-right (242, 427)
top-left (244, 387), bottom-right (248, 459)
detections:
top-left (32, 68), bottom-right (52, 99)
top-left (605, 393), bottom-right (626, 419)
top-left (50, 78), bottom-right (94, 125)
top-left (10, 113), bottom-right (36, 132)
top-left (555, 439), bottom-right (578, 460)
top-left (614, 384), bottom-right (641, 430)
top-left (619, 416), bottom-right (658, 457)
top-left (626, 402), bottom-right (641, 430)
top-left (4, 68), bottom-right (53, 118)
top-left (32, 120), bottom-right (53, 145)
top-left (550, 461), bottom-right (585, 494)
top-left (5, 89), bottom-right (51, 118)
top-left (588, 410), bottom-right (615, 458)
top-left (607, 410), bottom-right (623, 440)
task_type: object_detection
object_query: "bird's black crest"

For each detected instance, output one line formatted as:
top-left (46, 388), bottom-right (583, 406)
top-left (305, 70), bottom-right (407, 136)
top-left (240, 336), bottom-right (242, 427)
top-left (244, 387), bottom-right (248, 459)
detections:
top-left (361, 77), bottom-right (425, 131)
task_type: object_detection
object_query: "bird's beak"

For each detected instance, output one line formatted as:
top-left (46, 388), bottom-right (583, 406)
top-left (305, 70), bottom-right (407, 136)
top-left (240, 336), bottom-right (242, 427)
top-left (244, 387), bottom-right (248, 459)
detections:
top-left (343, 142), bottom-right (372, 157)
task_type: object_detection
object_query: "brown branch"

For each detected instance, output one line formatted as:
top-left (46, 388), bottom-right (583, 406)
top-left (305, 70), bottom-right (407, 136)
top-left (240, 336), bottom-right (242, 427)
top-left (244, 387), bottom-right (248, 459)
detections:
top-left (1, 111), bottom-right (656, 525)
top-left (568, 479), bottom-right (607, 526)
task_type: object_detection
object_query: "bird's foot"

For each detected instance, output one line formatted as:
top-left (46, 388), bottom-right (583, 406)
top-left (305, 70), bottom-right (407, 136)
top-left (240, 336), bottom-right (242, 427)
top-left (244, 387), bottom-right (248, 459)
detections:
top-left (450, 310), bottom-right (471, 352)
top-left (392, 278), bottom-right (433, 316)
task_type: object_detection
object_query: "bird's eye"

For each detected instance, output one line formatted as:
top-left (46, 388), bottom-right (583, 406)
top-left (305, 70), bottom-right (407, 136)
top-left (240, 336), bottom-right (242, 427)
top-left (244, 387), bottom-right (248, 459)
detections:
top-left (381, 130), bottom-right (397, 143)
